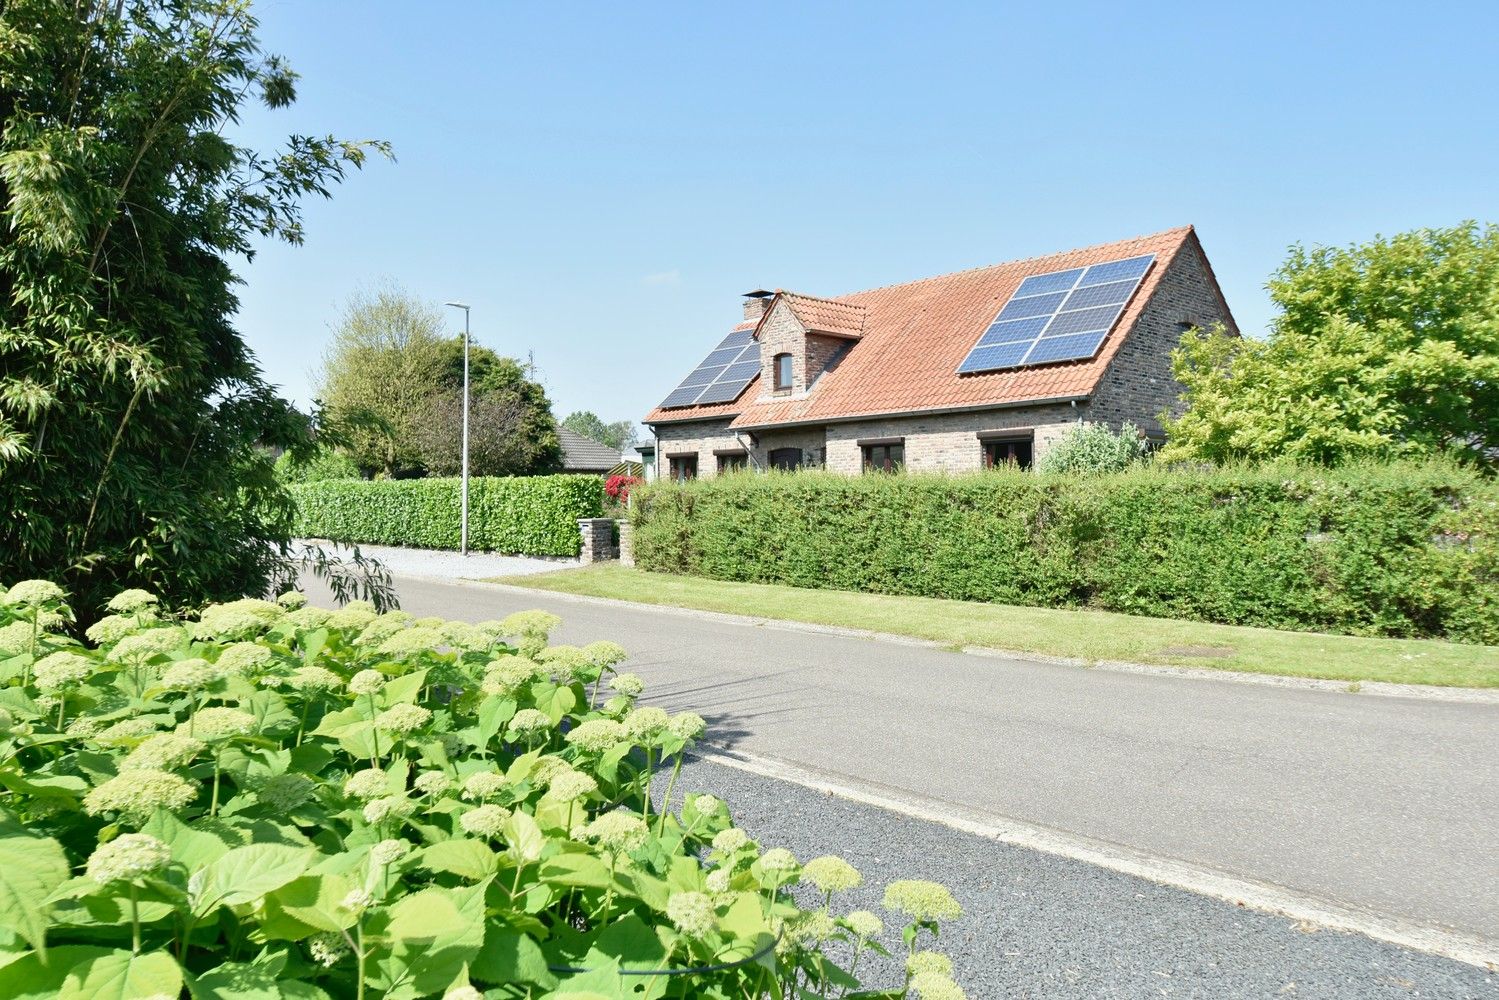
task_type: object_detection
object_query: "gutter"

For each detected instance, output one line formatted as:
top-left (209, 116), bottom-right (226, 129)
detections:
top-left (727, 393), bottom-right (1093, 433)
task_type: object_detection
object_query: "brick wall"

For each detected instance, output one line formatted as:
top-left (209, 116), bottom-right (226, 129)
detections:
top-left (756, 299), bottom-right (807, 396)
top-left (652, 418), bottom-right (830, 476)
top-left (1089, 238), bottom-right (1235, 435)
top-left (824, 405), bottom-right (1080, 473)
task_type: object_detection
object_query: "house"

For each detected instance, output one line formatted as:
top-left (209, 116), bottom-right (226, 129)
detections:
top-left (557, 427), bottom-right (623, 475)
top-left (642, 226), bottom-right (1236, 479)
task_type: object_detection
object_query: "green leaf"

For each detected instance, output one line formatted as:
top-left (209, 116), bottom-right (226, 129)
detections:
top-left (538, 852), bottom-right (611, 889)
top-left (193, 844), bottom-right (312, 916)
top-left (142, 809), bottom-right (233, 871)
top-left (58, 948), bottom-right (183, 1000)
top-left (188, 959), bottom-right (282, 1000)
top-left (0, 830), bottom-right (70, 953)
top-left (373, 880), bottom-right (489, 998)
top-left (260, 874), bottom-right (358, 938)
top-left (419, 840), bottom-right (497, 881)
top-left (475, 695), bottom-right (515, 745)
top-left (503, 811), bottom-right (546, 865)
top-left (0, 946), bottom-right (113, 999)
top-left (469, 927), bottom-right (556, 987)
top-left (379, 669), bottom-right (427, 707)
top-left (543, 685), bottom-right (576, 724)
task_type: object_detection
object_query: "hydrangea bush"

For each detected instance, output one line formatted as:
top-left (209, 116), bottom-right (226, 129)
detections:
top-left (0, 581), bottom-right (965, 999)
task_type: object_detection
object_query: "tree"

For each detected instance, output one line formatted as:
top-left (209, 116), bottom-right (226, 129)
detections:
top-left (413, 356), bottom-right (563, 476)
top-left (1036, 422), bottom-right (1150, 474)
top-left (0, 1), bottom-right (392, 614)
top-left (562, 410), bottom-right (636, 450)
top-left (1161, 222), bottom-right (1499, 466)
top-left (318, 285), bottom-right (448, 475)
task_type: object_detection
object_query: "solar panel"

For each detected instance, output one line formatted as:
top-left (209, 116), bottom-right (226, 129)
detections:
top-left (956, 253), bottom-right (1155, 375)
top-left (657, 329), bottom-right (763, 408)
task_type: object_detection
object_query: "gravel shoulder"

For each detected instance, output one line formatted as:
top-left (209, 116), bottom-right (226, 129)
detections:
top-left (671, 756), bottom-right (1497, 999)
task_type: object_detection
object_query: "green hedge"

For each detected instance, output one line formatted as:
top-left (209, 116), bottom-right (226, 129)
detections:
top-left (290, 474), bottom-right (604, 556)
top-left (631, 463), bottom-right (1499, 643)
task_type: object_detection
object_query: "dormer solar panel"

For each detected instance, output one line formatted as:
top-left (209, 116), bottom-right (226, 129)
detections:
top-left (956, 254), bottom-right (1154, 374)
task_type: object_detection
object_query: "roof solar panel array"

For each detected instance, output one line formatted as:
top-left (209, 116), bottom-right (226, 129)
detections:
top-left (956, 254), bottom-right (1154, 375)
top-left (657, 328), bottom-right (762, 409)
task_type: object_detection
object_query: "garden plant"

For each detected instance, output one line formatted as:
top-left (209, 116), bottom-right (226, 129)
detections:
top-left (0, 580), bottom-right (965, 999)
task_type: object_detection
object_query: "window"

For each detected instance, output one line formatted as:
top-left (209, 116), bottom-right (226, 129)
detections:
top-left (862, 442), bottom-right (904, 473)
top-left (716, 452), bottom-right (747, 474)
top-left (768, 447), bottom-right (801, 471)
top-left (982, 437), bottom-right (1033, 470)
top-left (668, 455), bottom-right (697, 482)
top-left (773, 353), bottom-right (793, 392)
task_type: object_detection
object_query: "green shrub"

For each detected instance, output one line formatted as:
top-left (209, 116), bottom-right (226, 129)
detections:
top-left (632, 463), bottom-right (1499, 644)
top-left (274, 449), bottom-right (363, 484)
top-left (290, 475), bottom-right (604, 556)
top-left (0, 580), bottom-right (964, 998)
top-left (1035, 421), bottom-right (1150, 474)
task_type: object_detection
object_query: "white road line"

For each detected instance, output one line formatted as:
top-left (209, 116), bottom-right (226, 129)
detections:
top-left (700, 743), bottom-right (1499, 972)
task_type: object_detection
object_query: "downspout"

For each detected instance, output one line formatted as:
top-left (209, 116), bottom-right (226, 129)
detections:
top-left (736, 430), bottom-right (762, 471)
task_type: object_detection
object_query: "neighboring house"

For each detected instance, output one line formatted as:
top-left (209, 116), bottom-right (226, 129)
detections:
top-left (557, 427), bottom-right (623, 475)
top-left (642, 226), bottom-right (1236, 479)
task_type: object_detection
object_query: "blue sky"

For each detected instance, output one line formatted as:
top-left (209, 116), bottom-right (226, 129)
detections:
top-left (233, 1), bottom-right (1499, 431)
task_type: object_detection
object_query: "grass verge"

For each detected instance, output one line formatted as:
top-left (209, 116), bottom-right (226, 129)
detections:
top-left (486, 565), bottom-right (1499, 689)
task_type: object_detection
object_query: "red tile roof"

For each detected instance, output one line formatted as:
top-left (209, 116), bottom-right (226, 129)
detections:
top-left (645, 226), bottom-right (1214, 428)
top-left (779, 293), bottom-right (867, 338)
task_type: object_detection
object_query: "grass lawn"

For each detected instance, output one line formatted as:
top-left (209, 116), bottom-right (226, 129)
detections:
top-left (486, 565), bottom-right (1499, 689)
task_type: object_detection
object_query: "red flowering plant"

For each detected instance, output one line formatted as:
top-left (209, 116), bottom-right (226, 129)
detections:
top-left (605, 475), bottom-right (643, 505)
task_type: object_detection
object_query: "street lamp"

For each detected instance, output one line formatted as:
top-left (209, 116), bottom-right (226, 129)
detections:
top-left (444, 301), bottom-right (471, 556)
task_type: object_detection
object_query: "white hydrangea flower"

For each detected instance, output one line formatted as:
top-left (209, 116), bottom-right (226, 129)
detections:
top-left (67, 716), bottom-right (104, 738)
top-left (107, 589), bottom-right (159, 613)
top-left (666, 891), bottom-right (715, 937)
top-left (668, 711), bottom-right (706, 742)
top-left (275, 590), bottom-right (308, 610)
top-left (283, 606), bottom-right (333, 629)
top-left (85, 833), bottom-right (171, 884)
top-left (215, 642), bottom-right (274, 675)
top-left (544, 770), bottom-right (597, 802)
top-left (803, 855), bottom-right (862, 893)
top-left (5, 579), bottom-right (65, 607)
top-left (414, 770), bottom-right (450, 796)
top-left (622, 707), bottom-right (669, 742)
top-left (84, 769), bottom-right (197, 823)
top-left (690, 794), bottom-right (722, 816)
top-left (378, 626), bottom-right (445, 657)
top-left (257, 773), bottom-right (316, 812)
top-left (882, 880), bottom-right (962, 922)
top-left (845, 909), bottom-right (883, 939)
top-left (363, 796), bottom-right (414, 825)
top-left (183, 707), bottom-right (255, 742)
top-left (122, 733), bottom-right (205, 771)
top-left (609, 672), bottom-right (645, 697)
top-left (348, 669), bottom-right (384, 695)
top-left (325, 607), bottom-right (376, 630)
top-left (340, 888), bottom-right (375, 913)
top-left (705, 868), bottom-right (732, 893)
top-left (93, 717), bottom-right (160, 745)
top-left (908, 972), bottom-right (967, 1000)
top-left (760, 848), bottom-right (798, 873)
top-left (459, 804), bottom-right (510, 838)
top-left (308, 931), bottom-right (348, 967)
top-left (33, 652), bottom-right (93, 692)
top-left (285, 666), bottom-right (341, 692)
top-left (461, 771), bottom-right (506, 801)
top-left (907, 951), bottom-right (955, 977)
top-left (563, 719), bottom-right (626, 753)
top-left (160, 658), bottom-right (220, 692)
top-left (506, 708), bottom-right (550, 740)
top-left (576, 812), bottom-right (649, 853)
top-left (375, 704), bottom-right (431, 734)
top-left (369, 838), bottom-right (411, 866)
top-left (109, 628), bottom-right (184, 663)
top-left (0, 621), bottom-right (36, 657)
top-left (712, 829), bottom-right (750, 853)
top-left (583, 640), bottom-right (629, 667)
top-left (344, 768), bottom-right (388, 800)
top-left (481, 659), bottom-right (540, 697)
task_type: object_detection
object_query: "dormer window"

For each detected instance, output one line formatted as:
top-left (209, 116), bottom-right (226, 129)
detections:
top-left (773, 353), bottom-right (793, 392)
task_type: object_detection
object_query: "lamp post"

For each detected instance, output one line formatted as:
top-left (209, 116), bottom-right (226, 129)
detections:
top-left (444, 301), bottom-right (471, 556)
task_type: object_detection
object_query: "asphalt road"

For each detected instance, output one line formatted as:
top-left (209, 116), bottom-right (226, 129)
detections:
top-left (300, 574), bottom-right (1499, 962)
top-left (672, 756), bottom-right (1498, 999)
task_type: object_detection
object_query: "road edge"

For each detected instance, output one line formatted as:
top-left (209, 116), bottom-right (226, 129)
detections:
top-left (697, 744), bottom-right (1499, 972)
top-left (431, 573), bottom-right (1499, 706)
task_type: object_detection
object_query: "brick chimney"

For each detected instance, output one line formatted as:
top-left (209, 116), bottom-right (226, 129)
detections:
top-left (742, 289), bottom-right (774, 322)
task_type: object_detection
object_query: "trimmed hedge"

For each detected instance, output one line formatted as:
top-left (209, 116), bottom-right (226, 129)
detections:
top-left (289, 474), bottom-right (604, 556)
top-left (631, 463), bottom-right (1499, 644)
